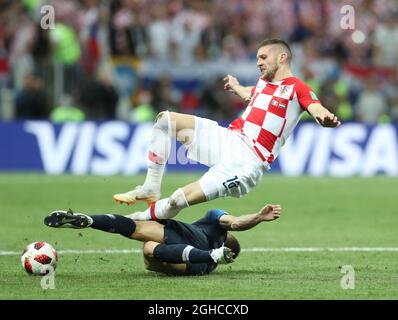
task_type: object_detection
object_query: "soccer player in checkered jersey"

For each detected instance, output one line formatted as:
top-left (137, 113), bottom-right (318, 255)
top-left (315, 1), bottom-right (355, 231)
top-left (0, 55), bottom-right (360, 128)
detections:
top-left (114, 38), bottom-right (341, 221)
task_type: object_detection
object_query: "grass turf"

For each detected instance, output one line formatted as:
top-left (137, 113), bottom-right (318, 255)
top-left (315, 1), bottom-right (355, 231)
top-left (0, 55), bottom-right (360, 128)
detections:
top-left (0, 173), bottom-right (397, 299)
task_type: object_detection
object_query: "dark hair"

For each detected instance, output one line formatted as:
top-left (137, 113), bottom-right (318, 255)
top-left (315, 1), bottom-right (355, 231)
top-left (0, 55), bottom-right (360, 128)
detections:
top-left (225, 233), bottom-right (241, 259)
top-left (258, 38), bottom-right (292, 63)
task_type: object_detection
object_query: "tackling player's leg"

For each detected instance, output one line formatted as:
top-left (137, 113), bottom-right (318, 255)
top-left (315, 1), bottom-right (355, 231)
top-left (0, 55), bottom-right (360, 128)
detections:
top-left (113, 112), bottom-right (195, 205)
top-left (125, 181), bottom-right (207, 220)
top-left (44, 209), bottom-right (176, 243)
top-left (44, 209), bottom-right (138, 237)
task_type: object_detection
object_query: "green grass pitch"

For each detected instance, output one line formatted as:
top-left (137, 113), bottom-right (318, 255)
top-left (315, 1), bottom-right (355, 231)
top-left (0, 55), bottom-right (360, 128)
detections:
top-left (0, 173), bottom-right (397, 299)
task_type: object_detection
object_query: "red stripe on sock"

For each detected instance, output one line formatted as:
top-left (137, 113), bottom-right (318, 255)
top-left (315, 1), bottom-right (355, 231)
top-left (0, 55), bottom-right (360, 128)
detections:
top-left (149, 202), bottom-right (158, 220)
top-left (148, 151), bottom-right (164, 165)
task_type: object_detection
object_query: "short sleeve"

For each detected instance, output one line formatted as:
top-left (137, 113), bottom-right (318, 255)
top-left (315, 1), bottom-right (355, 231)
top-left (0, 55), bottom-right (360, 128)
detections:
top-left (295, 80), bottom-right (320, 110)
top-left (205, 209), bottom-right (227, 225)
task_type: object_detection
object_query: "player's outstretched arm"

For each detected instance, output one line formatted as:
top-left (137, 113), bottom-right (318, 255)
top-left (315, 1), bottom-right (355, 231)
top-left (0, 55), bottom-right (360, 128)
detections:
top-left (307, 103), bottom-right (341, 128)
top-left (223, 74), bottom-right (254, 102)
top-left (219, 204), bottom-right (281, 231)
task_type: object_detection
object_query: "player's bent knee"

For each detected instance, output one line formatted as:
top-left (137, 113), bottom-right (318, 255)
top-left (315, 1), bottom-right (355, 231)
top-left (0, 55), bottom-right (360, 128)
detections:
top-left (143, 241), bottom-right (159, 258)
top-left (154, 111), bottom-right (170, 127)
top-left (155, 110), bottom-right (166, 121)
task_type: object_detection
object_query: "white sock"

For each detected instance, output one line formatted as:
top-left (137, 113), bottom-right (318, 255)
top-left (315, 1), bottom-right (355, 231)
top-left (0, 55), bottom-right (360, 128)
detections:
top-left (128, 189), bottom-right (189, 221)
top-left (143, 164), bottom-right (164, 193)
top-left (133, 189), bottom-right (188, 220)
top-left (127, 211), bottom-right (151, 221)
top-left (142, 112), bottom-right (172, 193)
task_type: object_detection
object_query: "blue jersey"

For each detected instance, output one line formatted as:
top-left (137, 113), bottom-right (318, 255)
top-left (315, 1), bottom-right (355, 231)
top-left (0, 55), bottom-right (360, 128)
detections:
top-left (159, 209), bottom-right (228, 275)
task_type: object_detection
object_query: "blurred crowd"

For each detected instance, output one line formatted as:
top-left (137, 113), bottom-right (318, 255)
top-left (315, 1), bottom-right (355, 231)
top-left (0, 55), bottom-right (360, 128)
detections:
top-left (0, 0), bottom-right (398, 124)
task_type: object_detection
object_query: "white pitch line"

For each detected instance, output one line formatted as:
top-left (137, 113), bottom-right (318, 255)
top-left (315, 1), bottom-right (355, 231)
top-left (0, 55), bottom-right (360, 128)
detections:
top-left (2, 247), bottom-right (398, 256)
top-left (244, 247), bottom-right (398, 252)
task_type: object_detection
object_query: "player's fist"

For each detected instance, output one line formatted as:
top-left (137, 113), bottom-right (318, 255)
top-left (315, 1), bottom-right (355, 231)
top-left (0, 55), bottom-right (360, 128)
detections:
top-left (316, 113), bottom-right (341, 128)
top-left (223, 74), bottom-right (239, 92)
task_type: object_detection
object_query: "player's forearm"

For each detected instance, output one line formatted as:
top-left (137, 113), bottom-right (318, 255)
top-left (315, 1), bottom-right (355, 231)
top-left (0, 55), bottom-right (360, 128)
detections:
top-left (231, 85), bottom-right (254, 102)
top-left (229, 213), bottom-right (263, 231)
top-left (307, 103), bottom-right (333, 126)
top-left (308, 103), bottom-right (327, 119)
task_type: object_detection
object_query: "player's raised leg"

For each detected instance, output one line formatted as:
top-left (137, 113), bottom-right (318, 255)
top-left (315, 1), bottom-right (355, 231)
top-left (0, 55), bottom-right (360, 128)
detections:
top-left (113, 112), bottom-right (196, 205)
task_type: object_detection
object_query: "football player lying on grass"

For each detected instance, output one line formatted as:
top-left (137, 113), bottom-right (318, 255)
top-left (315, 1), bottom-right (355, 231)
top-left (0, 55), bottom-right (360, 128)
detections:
top-left (44, 203), bottom-right (281, 276)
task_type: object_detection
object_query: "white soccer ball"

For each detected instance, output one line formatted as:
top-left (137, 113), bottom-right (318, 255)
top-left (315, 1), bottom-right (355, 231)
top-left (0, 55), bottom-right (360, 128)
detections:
top-left (21, 242), bottom-right (58, 275)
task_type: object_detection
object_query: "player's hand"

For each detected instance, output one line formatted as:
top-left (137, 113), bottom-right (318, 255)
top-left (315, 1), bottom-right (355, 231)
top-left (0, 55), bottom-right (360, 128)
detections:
top-left (259, 204), bottom-right (281, 222)
top-left (223, 74), bottom-right (239, 92)
top-left (316, 113), bottom-right (341, 128)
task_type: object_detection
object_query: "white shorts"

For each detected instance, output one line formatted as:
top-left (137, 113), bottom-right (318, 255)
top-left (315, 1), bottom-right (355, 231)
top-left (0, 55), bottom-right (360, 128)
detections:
top-left (186, 117), bottom-right (270, 200)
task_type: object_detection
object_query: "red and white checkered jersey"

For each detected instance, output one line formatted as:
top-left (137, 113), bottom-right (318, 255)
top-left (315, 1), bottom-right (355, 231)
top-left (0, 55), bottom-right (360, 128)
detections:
top-left (229, 77), bottom-right (319, 164)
